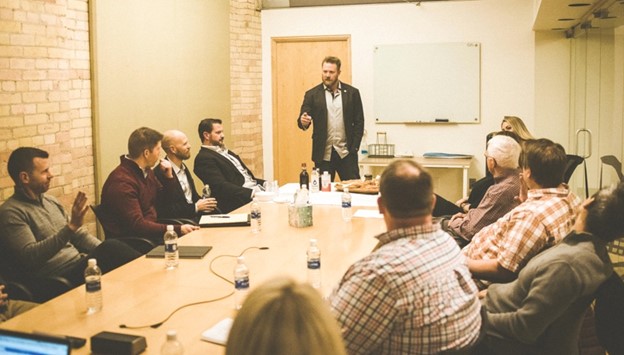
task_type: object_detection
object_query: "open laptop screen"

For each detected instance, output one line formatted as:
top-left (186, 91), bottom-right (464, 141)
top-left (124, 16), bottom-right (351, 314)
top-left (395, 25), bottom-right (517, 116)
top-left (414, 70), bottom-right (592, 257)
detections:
top-left (0, 329), bottom-right (70, 355)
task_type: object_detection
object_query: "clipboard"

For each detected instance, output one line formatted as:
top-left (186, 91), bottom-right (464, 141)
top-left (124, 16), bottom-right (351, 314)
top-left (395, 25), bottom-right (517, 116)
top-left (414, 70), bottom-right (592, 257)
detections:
top-left (199, 213), bottom-right (250, 228)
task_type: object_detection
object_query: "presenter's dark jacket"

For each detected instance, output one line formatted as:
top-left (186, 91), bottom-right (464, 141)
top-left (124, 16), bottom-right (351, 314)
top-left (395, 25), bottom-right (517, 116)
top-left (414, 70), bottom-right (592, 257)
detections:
top-left (194, 147), bottom-right (265, 214)
top-left (297, 82), bottom-right (365, 164)
top-left (154, 160), bottom-right (201, 221)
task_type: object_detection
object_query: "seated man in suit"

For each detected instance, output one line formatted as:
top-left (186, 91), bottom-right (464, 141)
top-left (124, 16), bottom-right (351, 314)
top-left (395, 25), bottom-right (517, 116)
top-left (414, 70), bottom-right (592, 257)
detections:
top-left (481, 182), bottom-right (624, 354)
top-left (155, 130), bottom-right (218, 222)
top-left (0, 147), bottom-right (140, 286)
top-left (463, 138), bottom-right (581, 289)
top-left (100, 127), bottom-right (198, 243)
top-left (194, 118), bottom-right (265, 213)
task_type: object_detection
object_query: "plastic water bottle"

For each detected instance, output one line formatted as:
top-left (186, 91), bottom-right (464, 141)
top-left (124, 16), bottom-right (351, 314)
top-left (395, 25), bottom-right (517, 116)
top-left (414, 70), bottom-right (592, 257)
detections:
top-left (321, 171), bottom-right (331, 192)
top-left (310, 168), bottom-right (320, 193)
top-left (234, 256), bottom-right (250, 310)
top-left (307, 239), bottom-right (321, 289)
top-left (85, 258), bottom-right (102, 314)
top-left (160, 330), bottom-right (184, 355)
top-left (250, 198), bottom-right (261, 233)
top-left (164, 225), bottom-right (179, 269)
top-left (342, 187), bottom-right (352, 222)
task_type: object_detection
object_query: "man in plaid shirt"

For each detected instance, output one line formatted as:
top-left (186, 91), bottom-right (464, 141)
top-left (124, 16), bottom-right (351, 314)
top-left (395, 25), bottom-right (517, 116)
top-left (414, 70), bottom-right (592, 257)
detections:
top-left (329, 160), bottom-right (482, 355)
top-left (463, 139), bottom-right (581, 289)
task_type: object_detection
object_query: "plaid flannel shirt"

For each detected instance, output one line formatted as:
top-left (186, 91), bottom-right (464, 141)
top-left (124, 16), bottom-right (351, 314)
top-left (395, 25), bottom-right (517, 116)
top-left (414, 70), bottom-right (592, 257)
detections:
top-left (463, 187), bottom-right (581, 285)
top-left (329, 224), bottom-right (482, 355)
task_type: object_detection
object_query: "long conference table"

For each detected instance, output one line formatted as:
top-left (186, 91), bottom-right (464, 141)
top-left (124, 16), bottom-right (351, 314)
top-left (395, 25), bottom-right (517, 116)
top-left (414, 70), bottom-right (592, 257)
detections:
top-left (0, 186), bottom-right (385, 354)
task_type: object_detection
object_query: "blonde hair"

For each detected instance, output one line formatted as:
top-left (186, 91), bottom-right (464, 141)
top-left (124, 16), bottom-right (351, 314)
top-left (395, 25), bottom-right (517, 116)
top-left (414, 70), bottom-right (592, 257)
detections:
top-left (501, 116), bottom-right (534, 141)
top-left (225, 277), bottom-right (347, 355)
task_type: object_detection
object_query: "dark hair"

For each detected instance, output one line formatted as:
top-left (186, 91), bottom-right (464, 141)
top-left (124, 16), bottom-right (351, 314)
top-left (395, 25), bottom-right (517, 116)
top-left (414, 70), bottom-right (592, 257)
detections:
top-left (127, 127), bottom-right (163, 159)
top-left (198, 118), bottom-right (223, 142)
top-left (379, 159), bottom-right (433, 218)
top-left (585, 182), bottom-right (624, 242)
top-left (7, 147), bottom-right (49, 184)
top-left (519, 139), bottom-right (566, 188)
top-left (322, 56), bottom-right (341, 71)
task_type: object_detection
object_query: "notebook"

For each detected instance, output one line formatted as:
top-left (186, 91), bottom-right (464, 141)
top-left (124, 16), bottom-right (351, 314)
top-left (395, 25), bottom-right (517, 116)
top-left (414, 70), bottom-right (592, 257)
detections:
top-left (199, 214), bottom-right (250, 227)
top-left (0, 329), bottom-right (71, 355)
top-left (201, 317), bottom-right (234, 345)
top-left (145, 245), bottom-right (212, 259)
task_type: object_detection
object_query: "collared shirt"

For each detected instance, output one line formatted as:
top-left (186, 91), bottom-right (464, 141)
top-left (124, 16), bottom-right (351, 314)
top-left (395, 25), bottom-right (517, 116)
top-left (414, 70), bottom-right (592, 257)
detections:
top-left (324, 82), bottom-right (348, 160)
top-left (203, 145), bottom-right (257, 188)
top-left (463, 186), bottom-right (581, 287)
top-left (171, 161), bottom-right (192, 204)
top-left (330, 224), bottom-right (482, 355)
top-left (123, 155), bottom-right (149, 178)
top-left (448, 169), bottom-right (521, 240)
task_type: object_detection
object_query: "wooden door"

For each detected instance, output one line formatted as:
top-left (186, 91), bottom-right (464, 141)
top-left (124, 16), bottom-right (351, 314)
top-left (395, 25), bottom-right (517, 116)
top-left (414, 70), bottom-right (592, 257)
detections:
top-left (272, 36), bottom-right (351, 184)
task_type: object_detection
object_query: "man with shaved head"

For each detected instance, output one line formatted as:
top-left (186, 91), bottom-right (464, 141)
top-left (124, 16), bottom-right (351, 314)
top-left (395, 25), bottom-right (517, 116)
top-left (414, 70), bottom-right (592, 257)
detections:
top-left (155, 130), bottom-right (218, 221)
top-left (329, 159), bottom-right (481, 355)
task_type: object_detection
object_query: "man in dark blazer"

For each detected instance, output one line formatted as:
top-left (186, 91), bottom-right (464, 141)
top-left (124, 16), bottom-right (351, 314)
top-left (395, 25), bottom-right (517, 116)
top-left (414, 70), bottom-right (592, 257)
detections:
top-left (297, 56), bottom-right (365, 181)
top-left (155, 130), bottom-right (218, 221)
top-left (194, 119), bottom-right (265, 214)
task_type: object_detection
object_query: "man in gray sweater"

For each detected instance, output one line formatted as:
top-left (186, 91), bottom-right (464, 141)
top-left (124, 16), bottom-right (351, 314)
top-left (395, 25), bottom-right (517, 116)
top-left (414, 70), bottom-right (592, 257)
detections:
top-left (0, 147), bottom-right (140, 286)
top-left (481, 182), bottom-right (624, 354)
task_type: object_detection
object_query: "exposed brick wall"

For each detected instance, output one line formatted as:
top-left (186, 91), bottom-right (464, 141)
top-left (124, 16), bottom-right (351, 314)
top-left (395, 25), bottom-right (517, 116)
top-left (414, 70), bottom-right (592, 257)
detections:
top-left (0, 0), bottom-right (96, 234)
top-left (229, 0), bottom-right (263, 177)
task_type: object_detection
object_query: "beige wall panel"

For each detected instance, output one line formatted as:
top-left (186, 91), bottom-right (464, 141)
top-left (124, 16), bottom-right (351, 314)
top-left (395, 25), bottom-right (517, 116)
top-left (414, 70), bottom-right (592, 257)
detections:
top-left (90, 0), bottom-right (231, 198)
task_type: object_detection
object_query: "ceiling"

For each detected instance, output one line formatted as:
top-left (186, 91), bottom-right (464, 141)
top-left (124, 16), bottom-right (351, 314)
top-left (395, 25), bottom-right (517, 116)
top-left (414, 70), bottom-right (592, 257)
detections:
top-left (533, 0), bottom-right (624, 34)
top-left (260, 0), bottom-right (624, 35)
top-left (262, 0), bottom-right (460, 9)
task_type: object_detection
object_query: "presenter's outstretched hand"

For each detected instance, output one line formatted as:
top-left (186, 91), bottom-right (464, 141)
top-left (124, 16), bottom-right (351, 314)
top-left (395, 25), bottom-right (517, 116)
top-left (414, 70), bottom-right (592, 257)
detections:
top-left (300, 112), bottom-right (312, 128)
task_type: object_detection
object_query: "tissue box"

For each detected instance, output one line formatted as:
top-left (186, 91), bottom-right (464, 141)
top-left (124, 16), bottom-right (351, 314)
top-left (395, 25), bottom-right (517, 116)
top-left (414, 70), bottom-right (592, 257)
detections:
top-left (288, 204), bottom-right (313, 228)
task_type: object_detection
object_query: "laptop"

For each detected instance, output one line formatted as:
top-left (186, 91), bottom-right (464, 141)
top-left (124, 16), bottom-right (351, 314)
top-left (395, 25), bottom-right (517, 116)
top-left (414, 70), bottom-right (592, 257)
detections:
top-left (0, 329), bottom-right (71, 355)
top-left (145, 245), bottom-right (212, 259)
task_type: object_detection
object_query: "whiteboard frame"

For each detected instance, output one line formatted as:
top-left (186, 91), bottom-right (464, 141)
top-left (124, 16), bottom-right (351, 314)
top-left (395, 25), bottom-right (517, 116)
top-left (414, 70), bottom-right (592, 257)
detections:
top-left (373, 42), bottom-right (481, 124)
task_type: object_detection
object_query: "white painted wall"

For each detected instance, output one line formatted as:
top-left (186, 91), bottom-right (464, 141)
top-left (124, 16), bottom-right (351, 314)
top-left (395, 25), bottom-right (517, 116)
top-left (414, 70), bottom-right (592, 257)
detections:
top-left (261, 0), bottom-right (542, 183)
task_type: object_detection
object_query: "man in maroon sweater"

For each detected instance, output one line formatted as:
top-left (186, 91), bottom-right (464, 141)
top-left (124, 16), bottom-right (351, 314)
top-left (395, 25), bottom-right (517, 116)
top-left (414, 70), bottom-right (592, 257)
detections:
top-left (100, 127), bottom-right (198, 243)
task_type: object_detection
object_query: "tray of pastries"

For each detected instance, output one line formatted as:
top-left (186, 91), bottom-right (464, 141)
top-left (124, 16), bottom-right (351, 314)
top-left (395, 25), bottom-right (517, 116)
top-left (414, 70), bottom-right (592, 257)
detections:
top-left (335, 179), bottom-right (379, 195)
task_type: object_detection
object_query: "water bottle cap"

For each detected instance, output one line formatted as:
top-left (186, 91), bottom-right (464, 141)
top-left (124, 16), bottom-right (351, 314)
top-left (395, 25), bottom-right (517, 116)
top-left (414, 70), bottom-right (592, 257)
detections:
top-left (166, 225), bottom-right (174, 231)
top-left (237, 256), bottom-right (245, 264)
top-left (344, 187), bottom-right (349, 193)
top-left (310, 239), bottom-right (317, 246)
top-left (166, 330), bottom-right (177, 340)
top-left (88, 258), bottom-right (97, 267)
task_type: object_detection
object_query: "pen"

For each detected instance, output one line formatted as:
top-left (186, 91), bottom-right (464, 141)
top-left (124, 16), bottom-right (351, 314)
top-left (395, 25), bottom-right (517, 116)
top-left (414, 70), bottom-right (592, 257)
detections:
top-left (210, 216), bottom-right (230, 218)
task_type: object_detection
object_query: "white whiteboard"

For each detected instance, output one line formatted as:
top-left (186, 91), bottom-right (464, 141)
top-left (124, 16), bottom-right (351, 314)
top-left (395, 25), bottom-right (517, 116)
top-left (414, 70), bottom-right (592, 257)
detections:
top-left (373, 42), bottom-right (481, 123)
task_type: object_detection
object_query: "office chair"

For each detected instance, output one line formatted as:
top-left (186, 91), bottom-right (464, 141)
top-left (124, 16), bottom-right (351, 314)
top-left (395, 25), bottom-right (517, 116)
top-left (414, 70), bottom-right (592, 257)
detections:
top-left (1, 271), bottom-right (73, 304)
top-left (599, 155), bottom-right (624, 188)
top-left (594, 272), bottom-right (624, 355)
top-left (563, 154), bottom-right (588, 198)
top-left (89, 204), bottom-right (157, 254)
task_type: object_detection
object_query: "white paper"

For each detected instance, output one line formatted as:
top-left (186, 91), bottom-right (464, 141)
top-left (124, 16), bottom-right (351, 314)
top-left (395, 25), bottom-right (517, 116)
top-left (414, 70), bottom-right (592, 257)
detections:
top-left (201, 317), bottom-right (234, 345)
top-left (353, 209), bottom-right (383, 218)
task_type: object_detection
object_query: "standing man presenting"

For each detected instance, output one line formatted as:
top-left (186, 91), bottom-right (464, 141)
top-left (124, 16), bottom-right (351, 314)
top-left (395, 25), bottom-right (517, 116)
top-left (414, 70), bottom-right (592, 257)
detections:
top-left (297, 56), bottom-right (364, 181)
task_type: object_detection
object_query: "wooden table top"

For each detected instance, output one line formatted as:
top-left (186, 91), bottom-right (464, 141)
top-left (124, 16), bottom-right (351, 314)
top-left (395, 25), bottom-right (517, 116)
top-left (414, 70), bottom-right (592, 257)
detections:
top-left (0, 200), bottom-right (385, 354)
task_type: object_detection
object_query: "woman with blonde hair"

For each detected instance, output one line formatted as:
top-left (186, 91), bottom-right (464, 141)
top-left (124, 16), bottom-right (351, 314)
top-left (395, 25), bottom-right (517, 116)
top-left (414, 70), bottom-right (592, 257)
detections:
top-left (501, 116), bottom-right (534, 141)
top-left (225, 277), bottom-right (347, 355)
